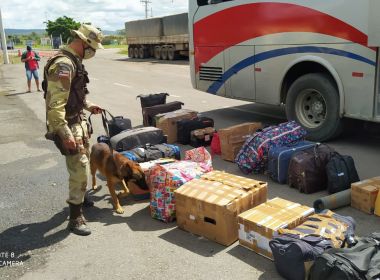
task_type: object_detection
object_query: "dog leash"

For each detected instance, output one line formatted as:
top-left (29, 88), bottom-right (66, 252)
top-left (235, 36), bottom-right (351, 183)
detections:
top-left (88, 109), bottom-right (115, 156)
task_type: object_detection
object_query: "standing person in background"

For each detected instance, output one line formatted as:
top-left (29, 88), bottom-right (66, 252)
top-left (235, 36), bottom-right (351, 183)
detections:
top-left (21, 45), bottom-right (41, 93)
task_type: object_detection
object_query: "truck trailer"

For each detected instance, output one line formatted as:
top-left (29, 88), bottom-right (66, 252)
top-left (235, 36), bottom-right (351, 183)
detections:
top-left (125, 13), bottom-right (189, 60)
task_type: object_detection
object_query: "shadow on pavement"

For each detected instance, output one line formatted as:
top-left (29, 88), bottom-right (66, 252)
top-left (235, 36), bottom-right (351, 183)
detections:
top-left (159, 227), bottom-right (225, 257)
top-left (0, 210), bottom-right (69, 266)
top-left (124, 206), bottom-right (176, 232)
top-left (227, 245), bottom-right (283, 280)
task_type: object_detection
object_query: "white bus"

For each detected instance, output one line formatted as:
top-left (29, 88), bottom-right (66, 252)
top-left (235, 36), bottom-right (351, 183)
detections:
top-left (189, 0), bottom-right (380, 140)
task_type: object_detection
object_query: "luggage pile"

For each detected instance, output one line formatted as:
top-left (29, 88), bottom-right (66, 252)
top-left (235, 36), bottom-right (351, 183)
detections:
top-left (92, 97), bottom-right (380, 280)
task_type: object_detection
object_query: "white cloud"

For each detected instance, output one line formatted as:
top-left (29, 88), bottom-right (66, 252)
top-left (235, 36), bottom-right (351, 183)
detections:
top-left (0, 0), bottom-right (188, 31)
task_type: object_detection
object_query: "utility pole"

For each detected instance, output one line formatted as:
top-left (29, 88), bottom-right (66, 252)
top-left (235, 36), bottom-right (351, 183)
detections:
top-left (0, 8), bottom-right (10, 64)
top-left (140, 0), bottom-right (151, 19)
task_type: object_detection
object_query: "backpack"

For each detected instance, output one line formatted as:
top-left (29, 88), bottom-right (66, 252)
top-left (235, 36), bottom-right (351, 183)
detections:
top-left (326, 152), bottom-right (360, 194)
top-left (310, 232), bottom-right (380, 280)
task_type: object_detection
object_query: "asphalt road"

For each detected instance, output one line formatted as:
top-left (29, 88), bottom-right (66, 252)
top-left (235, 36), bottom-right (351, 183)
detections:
top-left (0, 49), bottom-right (380, 280)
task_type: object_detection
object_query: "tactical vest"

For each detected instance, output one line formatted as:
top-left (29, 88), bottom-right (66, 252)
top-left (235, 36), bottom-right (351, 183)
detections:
top-left (42, 50), bottom-right (89, 123)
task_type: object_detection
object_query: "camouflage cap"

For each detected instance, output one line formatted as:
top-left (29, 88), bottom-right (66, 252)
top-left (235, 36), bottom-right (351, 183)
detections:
top-left (71, 23), bottom-right (104, 50)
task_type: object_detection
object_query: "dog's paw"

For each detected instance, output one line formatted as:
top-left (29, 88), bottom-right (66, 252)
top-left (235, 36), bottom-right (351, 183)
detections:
top-left (115, 207), bottom-right (124, 214)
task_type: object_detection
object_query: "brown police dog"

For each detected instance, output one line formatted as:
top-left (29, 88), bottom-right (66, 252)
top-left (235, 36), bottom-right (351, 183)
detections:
top-left (90, 143), bottom-right (145, 214)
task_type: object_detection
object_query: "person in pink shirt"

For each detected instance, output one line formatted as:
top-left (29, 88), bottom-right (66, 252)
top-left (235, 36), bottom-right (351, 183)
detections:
top-left (21, 45), bottom-right (41, 93)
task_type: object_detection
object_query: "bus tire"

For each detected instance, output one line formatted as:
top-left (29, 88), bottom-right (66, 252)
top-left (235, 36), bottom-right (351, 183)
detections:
top-left (285, 73), bottom-right (342, 141)
top-left (139, 47), bottom-right (145, 59)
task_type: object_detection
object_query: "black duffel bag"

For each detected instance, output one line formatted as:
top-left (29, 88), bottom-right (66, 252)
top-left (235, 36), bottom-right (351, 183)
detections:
top-left (93, 109), bottom-right (132, 138)
top-left (137, 93), bottom-right (169, 108)
top-left (326, 152), bottom-right (360, 194)
top-left (310, 232), bottom-right (380, 280)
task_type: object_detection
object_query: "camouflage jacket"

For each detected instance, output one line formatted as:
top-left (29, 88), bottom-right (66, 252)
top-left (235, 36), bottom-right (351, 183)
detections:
top-left (44, 46), bottom-right (95, 140)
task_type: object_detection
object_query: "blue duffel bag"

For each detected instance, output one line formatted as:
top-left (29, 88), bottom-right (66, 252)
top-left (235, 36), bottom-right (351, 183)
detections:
top-left (268, 141), bottom-right (316, 184)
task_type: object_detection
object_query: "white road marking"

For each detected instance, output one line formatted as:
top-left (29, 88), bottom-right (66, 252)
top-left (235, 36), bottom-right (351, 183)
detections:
top-left (170, 94), bottom-right (181, 98)
top-left (113, 83), bottom-right (132, 88)
top-left (89, 77), bottom-right (99, 81)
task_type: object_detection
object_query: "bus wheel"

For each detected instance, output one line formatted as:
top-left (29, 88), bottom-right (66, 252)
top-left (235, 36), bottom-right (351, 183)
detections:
top-left (286, 73), bottom-right (342, 141)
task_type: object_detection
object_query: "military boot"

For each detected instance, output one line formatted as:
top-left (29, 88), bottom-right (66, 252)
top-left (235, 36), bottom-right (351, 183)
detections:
top-left (67, 203), bottom-right (91, 236)
top-left (83, 191), bottom-right (94, 207)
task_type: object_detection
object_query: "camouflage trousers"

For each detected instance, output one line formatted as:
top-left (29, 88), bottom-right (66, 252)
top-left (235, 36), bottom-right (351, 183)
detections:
top-left (65, 121), bottom-right (90, 205)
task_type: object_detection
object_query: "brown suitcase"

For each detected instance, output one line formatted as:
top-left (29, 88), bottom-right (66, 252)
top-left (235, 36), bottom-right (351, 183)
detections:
top-left (142, 101), bottom-right (184, 127)
top-left (288, 144), bottom-right (335, 194)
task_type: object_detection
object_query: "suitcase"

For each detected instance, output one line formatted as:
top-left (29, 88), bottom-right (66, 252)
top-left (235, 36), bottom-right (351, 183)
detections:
top-left (142, 101), bottom-right (184, 127)
top-left (189, 127), bottom-right (215, 147)
top-left (236, 121), bottom-right (307, 174)
top-left (268, 141), bottom-right (316, 184)
top-left (137, 92), bottom-right (169, 108)
top-left (177, 117), bottom-right (214, 145)
top-left (288, 144), bottom-right (335, 194)
top-left (120, 144), bottom-right (180, 163)
top-left (110, 127), bottom-right (165, 152)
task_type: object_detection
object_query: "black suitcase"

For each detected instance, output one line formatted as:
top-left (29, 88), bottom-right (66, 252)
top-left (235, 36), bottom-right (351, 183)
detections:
top-left (142, 101), bottom-right (184, 126)
top-left (177, 117), bottom-right (214, 145)
top-left (137, 92), bottom-right (169, 108)
top-left (110, 127), bottom-right (165, 151)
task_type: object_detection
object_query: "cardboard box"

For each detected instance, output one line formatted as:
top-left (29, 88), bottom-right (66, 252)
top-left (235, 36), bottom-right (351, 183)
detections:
top-left (351, 177), bottom-right (380, 214)
top-left (156, 109), bottom-right (198, 143)
top-left (175, 170), bottom-right (268, 246)
top-left (238, 197), bottom-right (314, 260)
top-left (218, 122), bottom-right (262, 161)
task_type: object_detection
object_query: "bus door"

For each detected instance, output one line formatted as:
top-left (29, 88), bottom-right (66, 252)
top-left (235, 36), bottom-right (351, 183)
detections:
top-left (224, 46), bottom-right (256, 100)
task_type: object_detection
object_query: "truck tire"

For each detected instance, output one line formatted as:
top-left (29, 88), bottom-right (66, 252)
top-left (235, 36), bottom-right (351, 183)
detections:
top-left (154, 46), bottom-right (161, 60)
top-left (285, 73), bottom-right (342, 141)
top-left (161, 46), bottom-right (168, 60)
top-left (128, 47), bottom-right (134, 58)
top-left (167, 46), bottom-right (179, 61)
top-left (134, 48), bottom-right (139, 59)
top-left (139, 48), bottom-right (145, 59)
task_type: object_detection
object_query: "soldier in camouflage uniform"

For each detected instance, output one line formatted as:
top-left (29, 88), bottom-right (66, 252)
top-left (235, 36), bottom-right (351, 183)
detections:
top-left (43, 24), bottom-right (104, 236)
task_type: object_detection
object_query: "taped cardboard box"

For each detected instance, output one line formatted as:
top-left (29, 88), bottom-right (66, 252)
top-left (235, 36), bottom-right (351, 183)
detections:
top-left (175, 170), bottom-right (268, 246)
top-left (238, 197), bottom-right (314, 260)
top-left (155, 109), bottom-right (198, 143)
top-left (218, 122), bottom-right (262, 161)
top-left (351, 176), bottom-right (380, 214)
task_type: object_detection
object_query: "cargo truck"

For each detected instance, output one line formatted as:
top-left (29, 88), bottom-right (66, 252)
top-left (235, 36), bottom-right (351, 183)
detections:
top-left (125, 13), bottom-right (189, 60)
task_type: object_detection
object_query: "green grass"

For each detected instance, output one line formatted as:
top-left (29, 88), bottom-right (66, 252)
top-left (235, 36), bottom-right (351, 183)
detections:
top-left (103, 44), bottom-right (128, 49)
top-left (118, 48), bottom-right (129, 55)
top-left (0, 53), bottom-right (23, 64)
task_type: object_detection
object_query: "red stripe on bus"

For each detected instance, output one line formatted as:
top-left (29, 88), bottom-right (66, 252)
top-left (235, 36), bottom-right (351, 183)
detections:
top-left (194, 3), bottom-right (373, 72)
top-left (352, 72), bottom-right (364, 77)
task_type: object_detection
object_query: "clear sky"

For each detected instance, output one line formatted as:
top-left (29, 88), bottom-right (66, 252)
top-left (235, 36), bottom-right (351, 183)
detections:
top-left (0, 0), bottom-right (188, 31)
